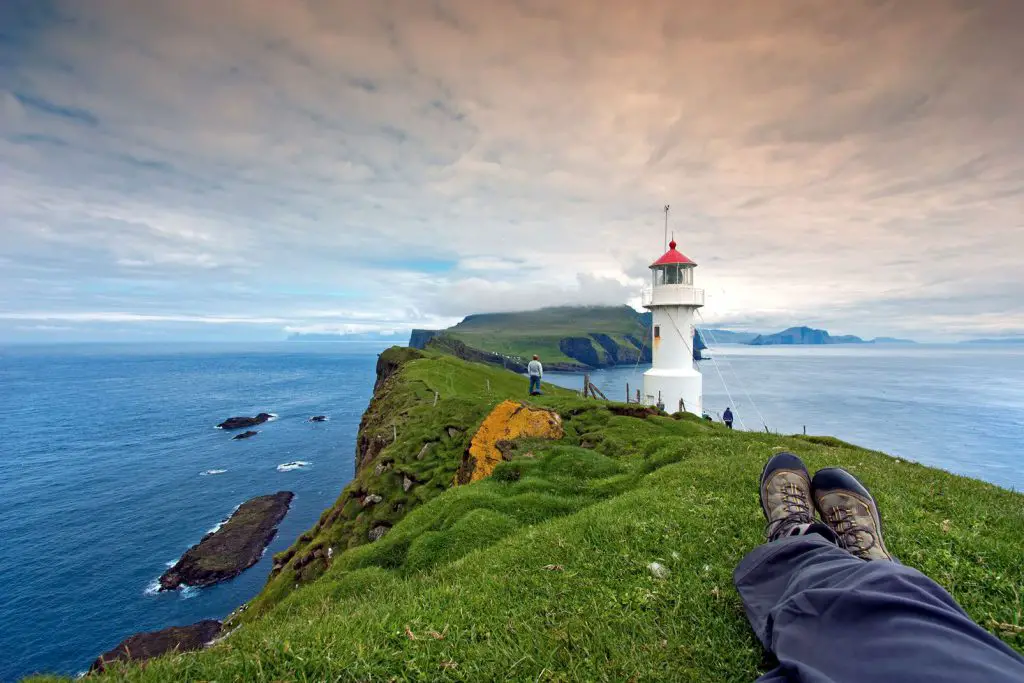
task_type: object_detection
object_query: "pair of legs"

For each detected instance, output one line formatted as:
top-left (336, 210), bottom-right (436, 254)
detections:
top-left (737, 452), bottom-right (1024, 682)
top-left (528, 375), bottom-right (541, 395)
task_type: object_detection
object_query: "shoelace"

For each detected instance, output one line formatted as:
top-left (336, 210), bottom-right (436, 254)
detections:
top-left (827, 506), bottom-right (877, 556)
top-left (765, 482), bottom-right (813, 539)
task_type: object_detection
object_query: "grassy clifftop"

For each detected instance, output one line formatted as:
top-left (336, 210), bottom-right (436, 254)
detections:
top-left (75, 349), bottom-right (1024, 681)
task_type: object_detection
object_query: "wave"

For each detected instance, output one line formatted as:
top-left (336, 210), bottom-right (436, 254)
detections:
top-left (199, 469), bottom-right (227, 476)
top-left (277, 460), bottom-right (311, 472)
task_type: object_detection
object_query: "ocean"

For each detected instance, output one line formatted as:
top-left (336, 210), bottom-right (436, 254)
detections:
top-left (544, 344), bottom-right (1024, 492)
top-left (1, 342), bottom-right (1022, 680)
top-left (0, 343), bottom-right (388, 682)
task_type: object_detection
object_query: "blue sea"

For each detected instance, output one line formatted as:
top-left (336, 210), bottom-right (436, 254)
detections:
top-left (545, 344), bottom-right (1024, 492)
top-left (1, 342), bottom-right (1023, 681)
top-left (0, 343), bottom-right (388, 682)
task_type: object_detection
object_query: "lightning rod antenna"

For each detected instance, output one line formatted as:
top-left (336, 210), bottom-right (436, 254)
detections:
top-left (663, 204), bottom-right (670, 251)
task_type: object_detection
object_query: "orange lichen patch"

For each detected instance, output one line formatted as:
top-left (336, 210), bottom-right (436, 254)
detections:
top-left (457, 401), bottom-right (563, 484)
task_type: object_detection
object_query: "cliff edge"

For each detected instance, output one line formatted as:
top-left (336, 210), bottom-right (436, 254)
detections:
top-left (73, 349), bottom-right (1024, 682)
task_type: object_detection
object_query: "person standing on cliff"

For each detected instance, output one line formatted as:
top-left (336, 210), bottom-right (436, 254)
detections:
top-left (723, 407), bottom-right (734, 429)
top-left (527, 355), bottom-right (543, 396)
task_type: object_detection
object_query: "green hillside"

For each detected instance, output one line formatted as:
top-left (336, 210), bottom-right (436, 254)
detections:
top-left (64, 349), bottom-right (1024, 682)
top-left (416, 305), bottom-right (654, 371)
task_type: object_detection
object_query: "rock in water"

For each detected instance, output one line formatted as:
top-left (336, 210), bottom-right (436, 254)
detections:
top-left (159, 492), bottom-right (293, 590)
top-left (217, 413), bottom-right (274, 430)
top-left (232, 430), bottom-right (258, 440)
top-left (309, 415), bottom-right (328, 422)
top-left (90, 620), bottom-right (222, 672)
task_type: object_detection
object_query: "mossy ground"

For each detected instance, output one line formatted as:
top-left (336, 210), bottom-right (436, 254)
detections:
top-left (55, 351), bottom-right (1024, 682)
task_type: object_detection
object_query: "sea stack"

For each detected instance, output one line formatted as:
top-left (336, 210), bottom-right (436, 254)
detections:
top-left (641, 231), bottom-right (704, 416)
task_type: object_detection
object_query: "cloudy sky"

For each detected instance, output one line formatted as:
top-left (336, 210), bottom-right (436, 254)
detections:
top-left (2, 0), bottom-right (1023, 342)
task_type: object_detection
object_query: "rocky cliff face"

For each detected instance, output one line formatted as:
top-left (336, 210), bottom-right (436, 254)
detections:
top-left (253, 347), bottom-right (505, 616)
top-left (408, 329), bottom-right (440, 350)
top-left (425, 335), bottom-right (531, 372)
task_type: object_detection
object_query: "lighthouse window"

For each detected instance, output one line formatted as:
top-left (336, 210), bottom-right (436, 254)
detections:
top-left (654, 325), bottom-right (661, 339)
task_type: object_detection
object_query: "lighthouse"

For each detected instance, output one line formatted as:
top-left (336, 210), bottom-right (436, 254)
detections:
top-left (642, 239), bottom-right (705, 415)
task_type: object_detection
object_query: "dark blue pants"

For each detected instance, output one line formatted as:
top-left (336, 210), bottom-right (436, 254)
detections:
top-left (529, 375), bottom-right (541, 394)
top-left (734, 535), bottom-right (1024, 682)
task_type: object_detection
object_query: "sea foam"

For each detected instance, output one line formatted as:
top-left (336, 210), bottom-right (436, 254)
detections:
top-left (277, 460), bottom-right (311, 472)
top-left (199, 469), bottom-right (227, 476)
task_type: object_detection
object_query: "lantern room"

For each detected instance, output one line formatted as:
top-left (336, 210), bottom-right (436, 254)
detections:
top-left (650, 240), bottom-right (696, 286)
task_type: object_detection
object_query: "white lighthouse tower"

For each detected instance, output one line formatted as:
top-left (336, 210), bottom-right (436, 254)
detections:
top-left (642, 238), bottom-right (705, 415)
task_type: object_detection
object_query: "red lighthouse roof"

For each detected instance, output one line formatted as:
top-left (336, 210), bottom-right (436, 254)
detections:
top-left (650, 240), bottom-right (696, 268)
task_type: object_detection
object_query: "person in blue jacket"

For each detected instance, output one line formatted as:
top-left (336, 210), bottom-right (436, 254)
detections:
top-left (723, 407), bottom-right (734, 429)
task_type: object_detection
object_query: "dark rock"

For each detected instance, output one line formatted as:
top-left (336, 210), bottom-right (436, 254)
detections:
top-left (425, 335), bottom-right (531, 373)
top-left (368, 524), bottom-right (390, 542)
top-left (217, 413), bottom-right (274, 430)
top-left (558, 337), bottom-right (603, 368)
top-left (373, 347), bottom-right (424, 393)
top-left (309, 415), bottom-right (328, 422)
top-left (232, 430), bottom-right (258, 441)
top-left (447, 426), bottom-right (462, 439)
top-left (624, 334), bottom-right (653, 363)
top-left (495, 439), bottom-right (517, 460)
top-left (408, 329), bottom-right (441, 350)
top-left (159, 492), bottom-right (293, 590)
top-left (91, 620), bottom-right (222, 673)
top-left (373, 460), bottom-right (392, 476)
top-left (590, 333), bottom-right (624, 364)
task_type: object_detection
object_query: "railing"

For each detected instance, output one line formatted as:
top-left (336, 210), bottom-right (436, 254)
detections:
top-left (641, 285), bottom-right (705, 307)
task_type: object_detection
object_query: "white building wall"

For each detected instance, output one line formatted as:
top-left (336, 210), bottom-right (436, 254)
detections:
top-left (643, 304), bottom-right (703, 416)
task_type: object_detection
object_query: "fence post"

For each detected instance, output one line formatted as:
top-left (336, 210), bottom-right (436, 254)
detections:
top-left (803, 425), bottom-right (807, 435)
top-left (626, 382), bottom-right (630, 403)
top-left (583, 374), bottom-right (590, 398)
top-left (636, 388), bottom-right (641, 404)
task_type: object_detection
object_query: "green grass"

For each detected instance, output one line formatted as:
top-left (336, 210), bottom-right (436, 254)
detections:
top-left (443, 305), bottom-right (649, 366)
top-left (65, 350), bottom-right (1024, 682)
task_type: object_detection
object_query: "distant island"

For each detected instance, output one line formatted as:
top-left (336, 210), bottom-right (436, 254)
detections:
top-left (746, 327), bottom-right (916, 346)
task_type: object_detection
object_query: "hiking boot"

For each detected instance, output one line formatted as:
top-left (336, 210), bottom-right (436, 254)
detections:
top-left (812, 468), bottom-right (893, 561)
top-left (760, 452), bottom-right (816, 542)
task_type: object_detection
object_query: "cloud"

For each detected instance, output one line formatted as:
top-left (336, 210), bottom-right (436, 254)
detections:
top-left (1, 0), bottom-right (1023, 341)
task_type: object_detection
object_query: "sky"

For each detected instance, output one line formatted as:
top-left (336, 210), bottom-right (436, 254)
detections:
top-left (2, 0), bottom-right (1023, 343)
